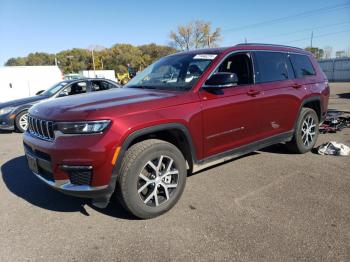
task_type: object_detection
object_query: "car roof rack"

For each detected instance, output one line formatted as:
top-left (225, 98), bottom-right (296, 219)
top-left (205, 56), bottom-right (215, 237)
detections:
top-left (236, 43), bottom-right (303, 50)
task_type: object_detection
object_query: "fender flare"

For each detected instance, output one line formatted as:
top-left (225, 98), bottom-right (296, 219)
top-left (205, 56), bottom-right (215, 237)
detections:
top-left (293, 96), bottom-right (322, 131)
top-left (112, 123), bottom-right (197, 176)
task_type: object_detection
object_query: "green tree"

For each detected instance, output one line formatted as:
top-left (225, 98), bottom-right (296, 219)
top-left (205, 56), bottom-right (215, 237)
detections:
top-left (305, 47), bottom-right (324, 60)
top-left (139, 43), bottom-right (177, 65)
top-left (4, 43), bottom-right (179, 74)
top-left (169, 20), bottom-right (221, 51)
top-left (5, 57), bottom-right (27, 66)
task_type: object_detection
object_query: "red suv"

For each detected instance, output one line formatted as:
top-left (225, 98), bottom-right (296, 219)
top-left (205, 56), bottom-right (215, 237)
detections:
top-left (23, 44), bottom-right (329, 219)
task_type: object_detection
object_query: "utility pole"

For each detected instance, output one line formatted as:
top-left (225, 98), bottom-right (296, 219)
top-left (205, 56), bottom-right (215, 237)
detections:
top-left (207, 34), bottom-right (211, 48)
top-left (100, 58), bottom-right (104, 70)
top-left (91, 49), bottom-right (96, 77)
top-left (66, 55), bottom-right (74, 72)
top-left (310, 31), bottom-right (313, 48)
top-left (244, 37), bottom-right (247, 44)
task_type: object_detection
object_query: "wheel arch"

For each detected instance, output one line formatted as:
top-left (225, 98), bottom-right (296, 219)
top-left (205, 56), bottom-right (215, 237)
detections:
top-left (302, 96), bottom-right (322, 121)
top-left (293, 96), bottom-right (322, 130)
top-left (113, 123), bottom-right (197, 175)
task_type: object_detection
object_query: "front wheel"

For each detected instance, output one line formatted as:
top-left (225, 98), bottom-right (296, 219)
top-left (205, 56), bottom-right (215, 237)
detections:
top-left (117, 139), bottom-right (187, 219)
top-left (15, 111), bottom-right (29, 133)
top-left (287, 108), bottom-right (319, 153)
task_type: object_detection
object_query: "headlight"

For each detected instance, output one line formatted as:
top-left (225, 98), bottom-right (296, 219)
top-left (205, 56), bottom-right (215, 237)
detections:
top-left (55, 120), bottom-right (111, 134)
top-left (0, 106), bottom-right (15, 115)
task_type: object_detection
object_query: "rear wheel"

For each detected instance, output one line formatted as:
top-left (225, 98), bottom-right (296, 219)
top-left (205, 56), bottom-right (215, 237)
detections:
top-left (117, 139), bottom-right (187, 219)
top-left (287, 108), bottom-right (319, 153)
top-left (15, 111), bottom-right (29, 133)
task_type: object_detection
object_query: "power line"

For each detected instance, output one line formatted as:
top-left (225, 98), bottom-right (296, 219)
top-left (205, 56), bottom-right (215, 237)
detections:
top-left (283, 29), bottom-right (350, 44)
top-left (255, 21), bottom-right (350, 41)
top-left (222, 2), bottom-right (350, 33)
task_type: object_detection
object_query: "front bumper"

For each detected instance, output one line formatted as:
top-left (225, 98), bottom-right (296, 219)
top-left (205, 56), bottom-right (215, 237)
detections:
top-left (23, 131), bottom-right (120, 199)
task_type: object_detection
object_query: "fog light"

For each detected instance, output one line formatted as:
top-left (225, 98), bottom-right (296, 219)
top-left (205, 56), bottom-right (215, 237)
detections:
top-left (60, 165), bottom-right (93, 186)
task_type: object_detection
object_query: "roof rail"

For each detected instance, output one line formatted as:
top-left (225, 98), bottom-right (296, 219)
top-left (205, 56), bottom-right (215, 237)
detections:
top-left (236, 43), bottom-right (303, 50)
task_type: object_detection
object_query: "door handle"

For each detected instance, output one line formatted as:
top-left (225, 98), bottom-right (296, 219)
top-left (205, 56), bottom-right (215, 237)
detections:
top-left (292, 83), bottom-right (302, 89)
top-left (247, 90), bottom-right (260, 96)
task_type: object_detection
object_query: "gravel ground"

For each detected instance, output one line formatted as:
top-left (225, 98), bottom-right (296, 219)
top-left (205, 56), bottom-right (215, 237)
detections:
top-left (0, 83), bottom-right (349, 262)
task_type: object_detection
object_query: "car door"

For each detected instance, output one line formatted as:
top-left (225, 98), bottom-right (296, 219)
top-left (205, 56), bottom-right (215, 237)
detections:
top-left (252, 51), bottom-right (300, 138)
top-left (199, 52), bottom-right (263, 158)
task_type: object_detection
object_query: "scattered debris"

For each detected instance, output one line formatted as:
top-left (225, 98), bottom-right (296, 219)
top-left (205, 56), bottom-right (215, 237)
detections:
top-left (319, 110), bottom-right (350, 134)
top-left (317, 141), bottom-right (350, 156)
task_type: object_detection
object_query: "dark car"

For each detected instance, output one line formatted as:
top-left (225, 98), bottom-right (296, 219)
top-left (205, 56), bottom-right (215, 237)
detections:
top-left (23, 44), bottom-right (329, 219)
top-left (0, 78), bottom-right (120, 132)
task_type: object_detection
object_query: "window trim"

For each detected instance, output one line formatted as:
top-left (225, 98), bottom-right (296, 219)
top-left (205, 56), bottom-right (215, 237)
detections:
top-left (288, 53), bottom-right (316, 79)
top-left (201, 49), bottom-right (313, 90)
top-left (253, 51), bottom-right (295, 84)
top-left (201, 51), bottom-right (256, 90)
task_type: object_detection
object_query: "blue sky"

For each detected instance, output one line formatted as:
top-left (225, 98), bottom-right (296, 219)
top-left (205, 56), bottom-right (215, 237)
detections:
top-left (0, 0), bottom-right (349, 65)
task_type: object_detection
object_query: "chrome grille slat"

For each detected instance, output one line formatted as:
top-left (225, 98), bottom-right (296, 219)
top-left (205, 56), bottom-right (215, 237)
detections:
top-left (27, 115), bottom-right (55, 141)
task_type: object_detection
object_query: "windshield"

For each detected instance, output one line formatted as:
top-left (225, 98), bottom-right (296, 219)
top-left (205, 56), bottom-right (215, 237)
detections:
top-left (125, 54), bottom-right (216, 91)
top-left (41, 81), bottom-right (69, 96)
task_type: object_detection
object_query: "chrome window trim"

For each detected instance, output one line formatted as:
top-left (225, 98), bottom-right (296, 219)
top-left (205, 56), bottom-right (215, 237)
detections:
top-left (201, 49), bottom-right (308, 90)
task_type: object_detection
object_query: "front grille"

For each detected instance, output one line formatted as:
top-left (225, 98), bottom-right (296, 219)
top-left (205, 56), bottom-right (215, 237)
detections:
top-left (27, 115), bottom-right (54, 141)
top-left (68, 170), bottom-right (92, 186)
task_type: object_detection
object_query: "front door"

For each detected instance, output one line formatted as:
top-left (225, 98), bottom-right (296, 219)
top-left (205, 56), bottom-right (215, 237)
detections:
top-left (199, 52), bottom-right (263, 158)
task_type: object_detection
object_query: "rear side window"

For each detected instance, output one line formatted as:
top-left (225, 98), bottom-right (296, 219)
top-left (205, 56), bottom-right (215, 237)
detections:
top-left (289, 54), bottom-right (315, 78)
top-left (253, 51), bottom-right (289, 83)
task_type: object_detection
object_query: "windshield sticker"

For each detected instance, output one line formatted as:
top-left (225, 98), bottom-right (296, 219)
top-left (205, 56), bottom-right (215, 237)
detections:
top-left (194, 54), bottom-right (217, 60)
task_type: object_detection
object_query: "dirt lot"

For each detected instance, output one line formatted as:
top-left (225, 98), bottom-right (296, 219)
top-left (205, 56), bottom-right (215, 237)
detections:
top-left (0, 83), bottom-right (349, 262)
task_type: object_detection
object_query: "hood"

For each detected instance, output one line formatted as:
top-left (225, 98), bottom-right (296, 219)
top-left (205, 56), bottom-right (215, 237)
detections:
top-left (29, 88), bottom-right (186, 121)
top-left (0, 95), bottom-right (47, 108)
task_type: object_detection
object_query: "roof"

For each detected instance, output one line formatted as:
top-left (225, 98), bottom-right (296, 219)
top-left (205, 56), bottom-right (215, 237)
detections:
top-left (170, 43), bottom-right (309, 56)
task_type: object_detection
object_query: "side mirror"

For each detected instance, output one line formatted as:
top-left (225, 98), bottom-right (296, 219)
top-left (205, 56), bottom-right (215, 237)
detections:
top-left (58, 91), bottom-right (68, 97)
top-left (204, 72), bottom-right (238, 89)
top-left (36, 90), bottom-right (44, 95)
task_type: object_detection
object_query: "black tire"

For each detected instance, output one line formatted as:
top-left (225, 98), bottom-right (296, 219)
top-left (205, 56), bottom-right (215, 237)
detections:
top-left (287, 108), bottom-right (319, 154)
top-left (116, 139), bottom-right (187, 219)
top-left (15, 111), bottom-right (29, 133)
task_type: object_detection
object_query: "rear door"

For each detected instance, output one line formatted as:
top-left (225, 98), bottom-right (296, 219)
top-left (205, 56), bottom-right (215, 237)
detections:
top-left (252, 51), bottom-right (300, 138)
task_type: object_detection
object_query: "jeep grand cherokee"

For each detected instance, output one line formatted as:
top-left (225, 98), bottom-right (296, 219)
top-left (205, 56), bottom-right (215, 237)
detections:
top-left (23, 44), bottom-right (329, 219)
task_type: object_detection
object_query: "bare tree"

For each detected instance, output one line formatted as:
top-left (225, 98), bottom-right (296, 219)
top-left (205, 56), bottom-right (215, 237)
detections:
top-left (170, 20), bottom-right (221, 51)
top-left (323, 46), bottom-right (333, 59)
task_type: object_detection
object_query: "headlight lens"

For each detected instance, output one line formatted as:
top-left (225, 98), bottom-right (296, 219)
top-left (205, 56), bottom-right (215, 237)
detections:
top-left (55, 120), bottom-right (111, 134)
top-left (0, 107), bottom-right (15, 115)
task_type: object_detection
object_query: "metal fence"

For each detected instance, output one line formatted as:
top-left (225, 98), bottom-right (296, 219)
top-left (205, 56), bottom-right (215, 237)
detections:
top-left (318, 57), bottom-right (350, 82)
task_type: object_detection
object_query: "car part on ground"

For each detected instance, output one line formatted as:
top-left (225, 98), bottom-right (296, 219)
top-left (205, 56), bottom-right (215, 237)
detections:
top-left (319, 110), bottom-right (350, 134)
top-left (317, 141), bottom-right (350, 156)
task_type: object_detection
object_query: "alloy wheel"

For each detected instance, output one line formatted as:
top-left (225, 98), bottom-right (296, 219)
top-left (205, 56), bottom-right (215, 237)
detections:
top-left (301, 115), bottom-right (316, 147)
top-left (137, 155), bottom-right (179, 207)
top-left (19, 113), bottom-right (29, 131)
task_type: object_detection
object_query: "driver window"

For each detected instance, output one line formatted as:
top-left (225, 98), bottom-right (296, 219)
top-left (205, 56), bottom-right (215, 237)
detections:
top-left (58, 81), bottom-right (87, 96)
top-left (216, 53), bottom-right (253, 85)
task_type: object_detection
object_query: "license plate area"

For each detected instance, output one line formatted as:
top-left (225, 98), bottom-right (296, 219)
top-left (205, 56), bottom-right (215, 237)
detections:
top-left (26, 153), bottom-right (39, 173)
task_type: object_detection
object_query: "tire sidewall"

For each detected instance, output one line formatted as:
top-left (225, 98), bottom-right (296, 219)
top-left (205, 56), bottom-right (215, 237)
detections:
top-left (15, 111), bottom-right (28, 133)
top-left (122, 142), bottom-right (187, 218)
top-left (295, 108), bottom-right (319, 153)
